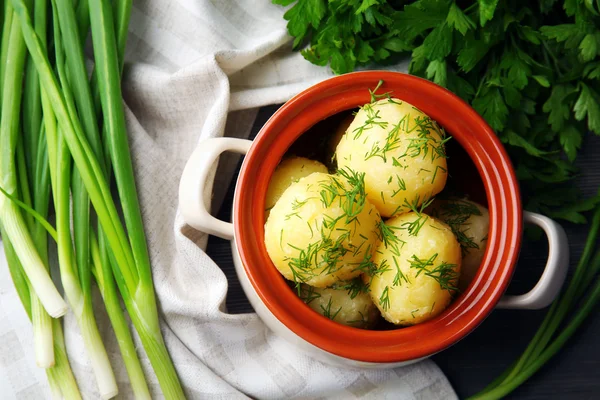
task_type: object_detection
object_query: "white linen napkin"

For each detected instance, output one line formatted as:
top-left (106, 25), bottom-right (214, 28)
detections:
top-left (0, 1), bottom-right (458, 398)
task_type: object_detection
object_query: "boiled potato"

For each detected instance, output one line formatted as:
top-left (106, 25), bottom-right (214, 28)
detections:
top-left (265, 171), bottom-right (381, 287)
top-left (265, 156), bottom-right (328, 216)
top-left (298, 280), bottom-right (380, 328)
top-left (428, 199), bottom-right (489, 290)
top-left (366, 212), bottom-right (461, 325)
top-left (336, 99), bottom-right (448, 218)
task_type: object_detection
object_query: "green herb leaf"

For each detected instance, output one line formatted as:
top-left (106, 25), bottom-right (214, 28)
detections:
top-left (478, 0), bottom-right (499, 26)
top-left (559, 125), bottom-right (583, 162)
top-left (446, 3), bottom-right (475, 36)
top-left (574, 83), bottom-right (600, 134)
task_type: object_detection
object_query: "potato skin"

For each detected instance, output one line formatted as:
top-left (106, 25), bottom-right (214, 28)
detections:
top-left (366, 212), bottom-right (461, 325)
top-left (336, 99), bottom-right (448, 218)
top-left (264, 172), bottom-right (381, 288)
top-left (299, 281), bottom-right (380, 328)
top-left (428, 199), bottom-right (489, 291)
top-left (265, 156), bottom-right (328, 214)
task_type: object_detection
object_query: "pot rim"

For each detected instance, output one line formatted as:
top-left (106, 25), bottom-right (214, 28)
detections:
top-left (233, 71), bottom-right (522, 363)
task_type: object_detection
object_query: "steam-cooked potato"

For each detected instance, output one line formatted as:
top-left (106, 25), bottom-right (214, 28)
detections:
top-left (265, 171), bottom-right (381, 288)
top-left (336, 99), bottom-right (448, 217)
top-left (366, 212), bottom-right (461, 325)
top-left (299, 280), bottom-right (380, 328)
top-left (265, 156), bottom-right (328, 216)
top-left (428, 199), bottom-right (489, 290)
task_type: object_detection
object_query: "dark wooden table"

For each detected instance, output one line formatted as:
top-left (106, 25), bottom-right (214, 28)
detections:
top-left (206, 106), bottom-right (600, 399)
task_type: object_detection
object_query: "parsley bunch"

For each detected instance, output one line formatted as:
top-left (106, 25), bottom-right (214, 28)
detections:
top-left (273, 0), bottom-right (600, 222)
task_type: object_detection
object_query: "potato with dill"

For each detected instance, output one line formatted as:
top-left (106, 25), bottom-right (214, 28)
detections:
top-left (298, 280), bottom-right (380, 328)
top-left (264, 169), bottom-right (381, 288)
top-left (336, 98), bottom-right (449, 218)
top-left (428, 198), bottom-right (489, 291)
top-left (366, 211), bottom-right (461, 325)
top-left (265, 156), bottom-right (328, 218)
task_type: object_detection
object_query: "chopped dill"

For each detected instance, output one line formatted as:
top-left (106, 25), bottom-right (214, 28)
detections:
top-left (408, 253), bottom-right (459, 293)
top-left (332, 278), bottom-right (370, 299)
top-left (298, 284), bottom-right (321, 304)
top-left (364, 117), bottom-right (406, 162)
top-left (368, 80), bottom-right (402, 105)
top-left (377, 220), bottom-right (404, 250)
top-left (399, 194), bottom-right (435, 236)
top-left (392, 256), bottom-right (409, 286)
top-left (435, 199), bottom-right (484, 255)
top-left (292, 198), bottom-right (309, 210)
top-left (320, 297), bottom-right (342, 320)
top-left (284, 211), bottom-right (302, 221)
top-left (345, 311), bottom-right (369, 327)
top-left (391, 175), bottom-right (406, 198)
top-left (379, 286), bottom-right (391, 311)
top-left (352, 103), bottom-right (389, 140)
top-left (431, 165), bottom-right (447, 184)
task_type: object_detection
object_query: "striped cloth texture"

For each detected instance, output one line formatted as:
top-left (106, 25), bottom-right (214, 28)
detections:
top-left (0, 1), bottom-right (458, 399)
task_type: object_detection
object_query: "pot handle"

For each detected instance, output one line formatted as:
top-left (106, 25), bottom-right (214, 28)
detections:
top-left (178, 137), bottom-right (252, 240)
top-left (497, 211), bottom-right (569, 310)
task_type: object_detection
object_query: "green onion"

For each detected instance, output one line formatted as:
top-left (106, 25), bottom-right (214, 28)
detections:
top-left (24, 0), bottom-right (55, 370)
top-left (470, 207), bottom-right (600, 399)
top-left (91, 231), bottom-right (152, 399)
top-left (87, 0), bottom-right (185, 396)
top-left (0, 5), bottom-right (67, 319)
top-left (4, 233), bottom-right (82, 399)
top-left (50, 2), bottom-right (118, 395)
top-left (9, 0), bottom-right (185, 397)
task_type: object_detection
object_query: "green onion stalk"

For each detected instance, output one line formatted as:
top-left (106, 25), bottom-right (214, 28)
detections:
top-left (4, 237), bottom-right (81, 399)
top-left (56, 0), bottom-right (151, 396)
top-left (470, 206), bottom-right (600, 399)
top-left (49, 2), bottom-right (118, 396)
top-left (0, 3), bottom-right (67, 319)
top-left (21, 0), bottom-right (55, 370)
top-left (16, 131), bottom-right (54, 368)
top-left (88, 0), bottom-right (184, 396)
top-left (11, 0), bottom-right (186, 397)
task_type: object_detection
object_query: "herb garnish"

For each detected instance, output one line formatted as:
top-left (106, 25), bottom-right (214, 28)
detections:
top-left (379, 286), bottom-right (391, 311)
top-left (434, 199), bottom-right (484, 254)
top-left (408, 253), bottom-right (459, 293)
top-left (320, 297), bottom-right (342, 320)
top-left (283, 170), bottom-right (374, 284)
top-left (331, 278), bottom-right (370, 300)
top-left (298, 284), bottom-right (321, 304)
top-left (399, 194), bottom-right (435, 236)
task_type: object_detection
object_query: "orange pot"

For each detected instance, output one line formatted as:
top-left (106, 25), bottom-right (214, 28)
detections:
top-left (179, 72), bottom-right (569, 367)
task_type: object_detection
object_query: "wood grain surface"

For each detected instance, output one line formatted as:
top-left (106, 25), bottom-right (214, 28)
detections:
top-left (206, 105), bottom-right (600, 399)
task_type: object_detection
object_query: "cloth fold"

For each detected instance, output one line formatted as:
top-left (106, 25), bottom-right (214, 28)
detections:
top-left (0, 1), bottom-right (457, 398)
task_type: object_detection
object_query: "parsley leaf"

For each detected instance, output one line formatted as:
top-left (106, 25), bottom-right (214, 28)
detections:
top-left (574, 83), bottom-right (600, 134)
top-left (478, 0), bottom-right (499, 26)
top-left (446, 3), bottom-right (475, 36)
top-left (281, 0), bottom-right (327, 48)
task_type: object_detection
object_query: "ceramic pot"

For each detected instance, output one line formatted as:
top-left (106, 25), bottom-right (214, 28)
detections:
top-left (179, 72), bottom-right (569, 368)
